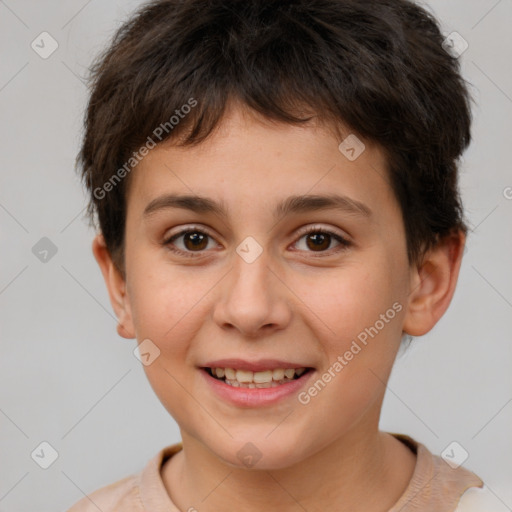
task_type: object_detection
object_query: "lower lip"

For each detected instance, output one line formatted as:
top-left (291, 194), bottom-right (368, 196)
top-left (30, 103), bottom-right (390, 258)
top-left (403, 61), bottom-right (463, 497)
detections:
top-left (200, 369), bottom-right (315, 408)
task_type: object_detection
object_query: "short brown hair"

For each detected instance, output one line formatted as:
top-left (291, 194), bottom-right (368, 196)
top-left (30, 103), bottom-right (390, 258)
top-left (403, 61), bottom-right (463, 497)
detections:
top-left (77, 0), bottom-right (472, 275)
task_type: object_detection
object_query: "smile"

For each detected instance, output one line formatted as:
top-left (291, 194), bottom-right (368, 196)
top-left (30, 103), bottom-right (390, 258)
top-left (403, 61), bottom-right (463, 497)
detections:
top-left (204, 367), bottom-right (310, 388)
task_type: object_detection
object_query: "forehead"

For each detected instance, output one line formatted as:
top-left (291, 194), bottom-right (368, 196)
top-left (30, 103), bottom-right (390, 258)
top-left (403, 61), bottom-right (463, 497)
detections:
top-left (125, 106), bottom-right (396, 225)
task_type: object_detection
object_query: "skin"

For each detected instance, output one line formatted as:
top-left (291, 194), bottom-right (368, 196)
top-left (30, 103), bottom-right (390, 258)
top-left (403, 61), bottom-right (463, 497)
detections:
top-left (93, 102), bottom-right (465, 511)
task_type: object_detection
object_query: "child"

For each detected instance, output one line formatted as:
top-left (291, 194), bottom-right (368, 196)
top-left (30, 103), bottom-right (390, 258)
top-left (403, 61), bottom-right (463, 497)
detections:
top-left (68, 0), bottom-right (496, 509)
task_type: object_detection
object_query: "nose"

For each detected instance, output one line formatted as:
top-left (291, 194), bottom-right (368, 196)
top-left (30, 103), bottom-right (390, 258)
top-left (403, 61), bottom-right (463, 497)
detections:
top-left (212, 248), bottom-right (293, 338)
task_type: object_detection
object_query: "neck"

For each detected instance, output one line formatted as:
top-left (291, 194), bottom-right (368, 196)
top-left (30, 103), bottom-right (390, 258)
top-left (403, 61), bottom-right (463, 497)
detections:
top-left (162, 416), bottom-right (416, 511)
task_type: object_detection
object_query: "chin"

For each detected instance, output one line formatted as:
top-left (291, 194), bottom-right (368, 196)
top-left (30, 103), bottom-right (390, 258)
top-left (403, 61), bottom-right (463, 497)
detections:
top-left (211, 433), bottom-right (311, 471)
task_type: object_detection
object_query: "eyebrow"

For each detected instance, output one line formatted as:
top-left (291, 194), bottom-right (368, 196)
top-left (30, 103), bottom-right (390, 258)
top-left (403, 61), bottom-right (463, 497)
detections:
top-left (143, 193), bottom-right (372, 221)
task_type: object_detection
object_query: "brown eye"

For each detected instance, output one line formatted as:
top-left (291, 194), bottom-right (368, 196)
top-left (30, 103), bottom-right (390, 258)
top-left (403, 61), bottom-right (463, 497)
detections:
top-left (305, 232), bottom-right (331, 251)
top-left (294, 227), bottom-right (351, 254)
top-left (182, 232), bottom-right (209, 251)
top-left (164, 228), bottom-right (216, 257)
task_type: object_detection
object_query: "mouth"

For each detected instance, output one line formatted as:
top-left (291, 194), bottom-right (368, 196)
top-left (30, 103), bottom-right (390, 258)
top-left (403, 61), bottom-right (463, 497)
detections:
top-left (202, 366), bottom-right (313, 389)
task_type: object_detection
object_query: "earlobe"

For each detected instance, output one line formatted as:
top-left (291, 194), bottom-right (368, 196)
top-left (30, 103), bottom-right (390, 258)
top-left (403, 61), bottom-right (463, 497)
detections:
top-left (402, 231), bottom-right (466, 337)
top-left (117, 322), bottom-right (135, 339)
top-left (91, 233), bottom-right (136, 339)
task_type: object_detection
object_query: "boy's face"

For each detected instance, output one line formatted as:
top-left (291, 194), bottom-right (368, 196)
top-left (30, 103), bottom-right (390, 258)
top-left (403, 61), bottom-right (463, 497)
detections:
top-left (96, 105), bottom-right (427, 468)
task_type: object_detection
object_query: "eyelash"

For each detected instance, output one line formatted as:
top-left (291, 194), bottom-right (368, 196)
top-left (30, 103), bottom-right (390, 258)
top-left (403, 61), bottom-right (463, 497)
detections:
top-left (163, 225), bottom-right (351, 258)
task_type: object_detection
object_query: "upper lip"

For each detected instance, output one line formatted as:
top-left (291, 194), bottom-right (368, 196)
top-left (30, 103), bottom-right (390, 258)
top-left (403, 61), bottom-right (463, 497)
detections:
top-left (201, 359), bottom-right (312, 372)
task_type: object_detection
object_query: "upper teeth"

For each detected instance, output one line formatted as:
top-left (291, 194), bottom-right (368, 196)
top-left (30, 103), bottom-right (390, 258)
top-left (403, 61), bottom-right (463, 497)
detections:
top-left (211, 367), bottom-right (306, 383)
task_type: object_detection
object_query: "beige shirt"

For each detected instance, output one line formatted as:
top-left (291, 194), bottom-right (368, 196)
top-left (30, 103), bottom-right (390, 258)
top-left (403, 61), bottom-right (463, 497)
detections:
top-left (67, 433), bottom-right (484, 511)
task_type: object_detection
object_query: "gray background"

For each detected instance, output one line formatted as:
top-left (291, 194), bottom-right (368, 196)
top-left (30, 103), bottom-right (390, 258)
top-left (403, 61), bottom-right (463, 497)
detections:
top-left (0, 0), bottom-right (511, 510)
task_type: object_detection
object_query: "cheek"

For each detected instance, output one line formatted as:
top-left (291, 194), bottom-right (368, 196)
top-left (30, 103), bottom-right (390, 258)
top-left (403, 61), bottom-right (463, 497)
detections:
top-left (128, 261), bottom-right (209, 342)
top-left (129, 269), bottom-right (206, 418)
top-left (295, 262), bottom-right (401, 340)
top-left (293, 258), bottom-right (406, 402)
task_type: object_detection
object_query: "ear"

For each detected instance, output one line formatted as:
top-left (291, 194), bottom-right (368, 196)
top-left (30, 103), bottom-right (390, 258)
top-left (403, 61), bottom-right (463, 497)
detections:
top-left (402, 230), bottom-right (466, 337)
top-left (92, 233), bottom-right (136, 339)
